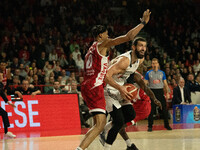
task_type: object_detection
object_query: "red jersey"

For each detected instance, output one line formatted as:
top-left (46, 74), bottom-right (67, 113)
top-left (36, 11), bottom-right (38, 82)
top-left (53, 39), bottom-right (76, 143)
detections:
top-left (83, 42), bottom-right (109, 89)
top-left (2, 69), bottom-right (8, 87)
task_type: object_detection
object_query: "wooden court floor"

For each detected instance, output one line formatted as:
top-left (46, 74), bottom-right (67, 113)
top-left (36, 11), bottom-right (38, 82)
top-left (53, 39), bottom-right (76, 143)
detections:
top-left (0, 128), bottom-right (200, 150)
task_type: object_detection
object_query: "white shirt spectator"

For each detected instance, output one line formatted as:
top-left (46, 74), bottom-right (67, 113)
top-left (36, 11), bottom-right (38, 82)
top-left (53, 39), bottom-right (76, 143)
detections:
top-left (49, 50), bottom-right (58, 62)
top-left (72, 47), bottom-right (81, 61)
top-left (193, 60), bottom-right (200, 75)
top-left (75, 54), bottom-right (84, 70)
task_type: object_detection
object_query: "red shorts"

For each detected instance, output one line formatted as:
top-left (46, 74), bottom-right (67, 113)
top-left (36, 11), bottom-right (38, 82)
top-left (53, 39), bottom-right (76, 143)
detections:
top-left (81, 83), bottom-right (106, 114)
top-left (133, 100), bottom-right (151, 122)
top-left (127, 100), bottom-right (151, 126)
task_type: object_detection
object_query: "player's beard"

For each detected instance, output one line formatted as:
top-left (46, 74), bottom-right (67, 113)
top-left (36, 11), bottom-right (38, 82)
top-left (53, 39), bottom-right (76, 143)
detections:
top-left (135, 49), bottom-right (145, 59)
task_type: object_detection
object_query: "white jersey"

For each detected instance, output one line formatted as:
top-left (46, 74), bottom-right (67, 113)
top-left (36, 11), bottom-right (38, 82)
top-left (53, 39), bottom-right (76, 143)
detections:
top-left (105, 51), bottom-right (141, 102)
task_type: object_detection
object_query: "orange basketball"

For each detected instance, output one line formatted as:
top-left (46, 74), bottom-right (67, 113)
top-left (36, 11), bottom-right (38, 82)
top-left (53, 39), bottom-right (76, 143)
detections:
top-left (124, 83), bottom-right (138, 99)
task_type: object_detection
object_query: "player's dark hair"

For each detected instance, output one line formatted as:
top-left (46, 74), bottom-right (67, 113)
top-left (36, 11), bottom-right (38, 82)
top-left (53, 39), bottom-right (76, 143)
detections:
top-left (132, 37), bottom-right (147, 46)
top-left (91, 25), bottom-right (107, 38)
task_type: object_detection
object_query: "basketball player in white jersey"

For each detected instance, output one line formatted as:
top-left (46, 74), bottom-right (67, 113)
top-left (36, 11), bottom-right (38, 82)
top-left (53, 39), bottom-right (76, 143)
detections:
top-left (76, 10), bottom-right (151, 150)
top-left (101, 37), bottom-right (162, 150)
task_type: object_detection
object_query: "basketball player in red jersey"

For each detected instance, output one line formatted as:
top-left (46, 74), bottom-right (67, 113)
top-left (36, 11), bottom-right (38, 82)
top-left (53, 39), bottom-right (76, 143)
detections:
top-left (127, 72), bottom-right (152, 126)
top-left (119, 71), bottom-right (159, 150)
top-left (76, 9), bottom-right (151, 150)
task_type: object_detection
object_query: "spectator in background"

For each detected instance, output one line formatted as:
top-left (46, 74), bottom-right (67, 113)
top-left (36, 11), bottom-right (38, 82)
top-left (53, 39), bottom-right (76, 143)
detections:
top-left (55, 40), bottom-right (63, 57)
top-left (28, 70), bottom-right (34, 83)
top-left (60, 69), bottom-right (69, 85)
top-left (49, 49), bottom-right (58, 63)
top-left (14, 69), bottom-right (24, 82)
top-left (10, 57), bottom-right (19, 73)
top-left (8, 36), bottom-right (20, 59)
top-left (36, 37), bottom-right (45, 55)
top-left (0, 52), bottom-right (8, 62)
top-left (45, 39), bottom-right (55, 55)
top-left (185, 73), bottom-right (200, 93)
top-left (77, 76), bottom-right (84, 91)
top-left (185, 54), bottom-right (195, 67)
top-left (196, 76), bottom-right (200, 84)
top-left (29, 45), bottom-right (38, 62)
top-left (19, 64), bottom-right (27, 79)
top-left (37, 69), bottom-right (45, 84)
top-left (32, 74), bottom-right (41, 89)
top-left (193, 60), bottom-right (200, 75)
top-left (172, 78), bottom-right (192, 105)
top-left (58, 54), bottom-right (68, 69)
top-left (143, 54), bottom-right (151, 70)
top-left (44, 76), bottom-right (52, 94)
top-left (47, 81), bottom-right (67, 94)
top-left (25, 65), bottom-right (30, 75)
top-left (15, 79), bottom-right (41, 98)
top-left (37, 52), bottom-right (47, 69)
top-left (181, 68), bottom-right (189, 81)
top-left (152, 47), bottom-right (160, 60)
top-left (67, 53), bottom-right (76, 69)
top-left (70, 40), bottom-right (79, 53)
top-left (75, 54), bottom-right (84, 71)
top-left (7, 76), bottom-right (20, 95)
top-left (18, 45), bottom-right (30, 66)
top-left (160, 52), bottom-right (169, 70)
top-left (62, 40), bottom-right (70, 60)
top-left (53, 65), bottom-right (61, 80)
top-left (72, 46), bottom-right (81, 61)
top-left (43, 61), bottom-right (56, 78)
top-left (188, 66), bottom-right (195, 75)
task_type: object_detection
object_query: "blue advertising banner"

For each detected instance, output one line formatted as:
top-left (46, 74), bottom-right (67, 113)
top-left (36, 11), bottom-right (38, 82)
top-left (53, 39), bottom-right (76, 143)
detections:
top-left (173, 104), bottom-right (200, 124)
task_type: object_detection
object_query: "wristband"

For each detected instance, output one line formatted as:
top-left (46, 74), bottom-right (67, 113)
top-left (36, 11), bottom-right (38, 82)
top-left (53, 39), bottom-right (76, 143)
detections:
top-left (141, 21), bottom-right (146, 26)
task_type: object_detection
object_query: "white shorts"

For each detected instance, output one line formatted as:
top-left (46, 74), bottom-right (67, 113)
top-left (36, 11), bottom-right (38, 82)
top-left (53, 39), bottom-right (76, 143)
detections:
top-left (104, 89), bottom-right (132, 113)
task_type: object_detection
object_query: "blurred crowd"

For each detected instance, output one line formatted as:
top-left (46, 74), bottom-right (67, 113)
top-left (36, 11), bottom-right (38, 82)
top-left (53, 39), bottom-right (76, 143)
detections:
top-left (0, 0), bottom-right (199, 97)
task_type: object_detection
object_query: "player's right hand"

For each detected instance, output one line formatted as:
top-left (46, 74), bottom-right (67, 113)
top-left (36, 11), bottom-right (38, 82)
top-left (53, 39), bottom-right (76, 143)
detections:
top-left (140, 9), bottom-right (151, 24)
top-left (154, 99), bottom-right (162, 110)
top-left (119, 86), bottom-right (133, 101)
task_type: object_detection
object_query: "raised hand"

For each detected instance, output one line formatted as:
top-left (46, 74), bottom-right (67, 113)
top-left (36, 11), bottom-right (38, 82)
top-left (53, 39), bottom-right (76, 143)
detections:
top-left (140, 9), bottom-right (151, 24)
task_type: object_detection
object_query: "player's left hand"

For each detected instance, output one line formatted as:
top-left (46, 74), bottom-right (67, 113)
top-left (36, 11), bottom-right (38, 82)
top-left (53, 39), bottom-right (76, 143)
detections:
top-left (154, 99), bottom-right (162, 110)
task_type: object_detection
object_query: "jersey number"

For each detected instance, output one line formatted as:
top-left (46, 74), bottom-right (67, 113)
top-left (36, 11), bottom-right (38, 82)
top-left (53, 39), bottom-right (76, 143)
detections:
top-left (86, 54), bottom-right (93, 69)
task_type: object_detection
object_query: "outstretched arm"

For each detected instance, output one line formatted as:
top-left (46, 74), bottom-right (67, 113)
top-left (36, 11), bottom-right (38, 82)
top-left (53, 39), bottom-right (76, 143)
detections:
top-left (99, 9), bottom-right (151, 50)
top-left (133, 72), bottom-right (162, 109)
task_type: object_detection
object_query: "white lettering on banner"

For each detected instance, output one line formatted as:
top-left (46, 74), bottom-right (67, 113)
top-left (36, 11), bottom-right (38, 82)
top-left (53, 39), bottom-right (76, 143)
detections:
top-left (0, 100), bottom-right (40, 128)
top-left (14, 102), bottom-right (27, 128)
top-left (0, 101), bottom-right (14, 128)
top-left (28, 100), bottom-right (40, 127)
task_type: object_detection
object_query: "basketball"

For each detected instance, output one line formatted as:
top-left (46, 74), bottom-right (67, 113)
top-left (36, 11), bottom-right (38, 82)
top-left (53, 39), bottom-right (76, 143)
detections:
top-left (124, 83), bottom-right (138, 99)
